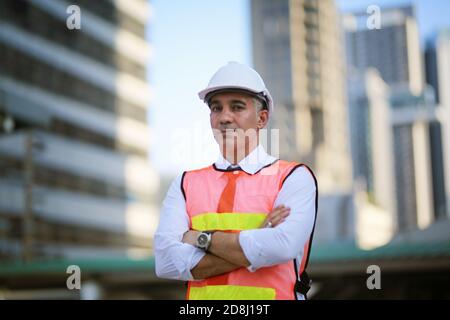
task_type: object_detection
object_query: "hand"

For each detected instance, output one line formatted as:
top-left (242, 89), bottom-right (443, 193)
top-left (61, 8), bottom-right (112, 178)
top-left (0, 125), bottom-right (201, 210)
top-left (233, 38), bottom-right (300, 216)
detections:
top-left (182, 230), bottom-right (200, 246)
top-left (261, 205), bottom-right (291, 228)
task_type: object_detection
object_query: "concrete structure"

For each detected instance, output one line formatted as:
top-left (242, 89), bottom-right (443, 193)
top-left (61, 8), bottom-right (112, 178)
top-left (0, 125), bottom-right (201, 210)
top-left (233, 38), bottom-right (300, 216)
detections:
top-left (251, 0), bottom-right (352, 194)
top-left (251, 0), bottom-right (355, 247)
top-left (425, 29), bottom-right (450, 218)
top-left (347, 67), bottom-right (446, 248)
top-left (347, 70), bottom-right (396, 248)
top-left (0, 0), bottom-right (159, 261)
top-left (391, 85), bottom-right (445, 231)
top-left (343, 5), bottom-right (424, 95)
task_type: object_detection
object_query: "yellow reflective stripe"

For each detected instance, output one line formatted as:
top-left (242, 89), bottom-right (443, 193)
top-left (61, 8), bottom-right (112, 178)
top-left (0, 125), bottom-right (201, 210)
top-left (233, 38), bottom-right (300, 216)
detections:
top-left (189, 285), bottom-right (276, 300)
top-left (191, 213), bottom-right (267, 231)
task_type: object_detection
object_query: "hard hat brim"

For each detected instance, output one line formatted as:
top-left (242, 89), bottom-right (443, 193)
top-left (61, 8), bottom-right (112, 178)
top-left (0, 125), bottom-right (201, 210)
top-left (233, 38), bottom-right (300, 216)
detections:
top-left (198, 85), bottom-right (273, 113)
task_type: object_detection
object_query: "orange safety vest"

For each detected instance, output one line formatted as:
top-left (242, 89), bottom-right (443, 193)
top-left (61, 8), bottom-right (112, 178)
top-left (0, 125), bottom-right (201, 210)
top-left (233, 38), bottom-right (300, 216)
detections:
top-left (181, 159), bottom-right (317, 300)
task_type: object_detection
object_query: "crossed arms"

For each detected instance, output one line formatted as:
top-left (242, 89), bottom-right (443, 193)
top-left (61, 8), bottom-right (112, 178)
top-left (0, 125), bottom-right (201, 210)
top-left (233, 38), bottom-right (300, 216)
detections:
top-left (154, 167), bottom-right (316, 281)
top-left (182, 205), bottom-right (290, 279)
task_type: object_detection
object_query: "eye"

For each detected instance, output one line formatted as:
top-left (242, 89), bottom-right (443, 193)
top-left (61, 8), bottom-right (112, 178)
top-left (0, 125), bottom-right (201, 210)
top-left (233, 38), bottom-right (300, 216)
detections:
top-left (232, 104), bottom-right (244, 110)
top-left (210, 105), bottom-right (221, 112)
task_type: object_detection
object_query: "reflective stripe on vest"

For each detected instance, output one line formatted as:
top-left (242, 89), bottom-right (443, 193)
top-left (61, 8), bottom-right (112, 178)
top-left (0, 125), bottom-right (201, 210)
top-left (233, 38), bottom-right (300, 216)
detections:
top-left (189, 285), bottom-right (276, 300)
top-left (183, 160), bottom-right (305, 300)
top-left (191, 212), bottom-right (267, 231)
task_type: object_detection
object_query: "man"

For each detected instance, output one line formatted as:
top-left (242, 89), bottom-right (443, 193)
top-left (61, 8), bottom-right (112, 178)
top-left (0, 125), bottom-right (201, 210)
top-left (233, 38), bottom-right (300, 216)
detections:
top-left (155, 62), bottom-right (317, 300)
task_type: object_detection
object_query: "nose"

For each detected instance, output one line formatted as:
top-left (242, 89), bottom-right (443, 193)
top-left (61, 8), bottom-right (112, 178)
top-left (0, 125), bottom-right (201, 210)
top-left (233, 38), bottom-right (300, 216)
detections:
top-left (218, 108), bottom-right (234, 126)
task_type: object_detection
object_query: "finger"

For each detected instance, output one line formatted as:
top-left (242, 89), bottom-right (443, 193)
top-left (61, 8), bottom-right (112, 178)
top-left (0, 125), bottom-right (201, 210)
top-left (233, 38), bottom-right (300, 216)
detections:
top-left (261, 215), bottom-right (271, 227)
top-left (265, 209), bottom-right (281, 222)
top-left (270, 210), bottom-right (290, 226)
top-left (269, 206), bottom-right (289, 217)
top-left (271, 214), bottom-right (287, 226)
top-left (263, 206), bottom-right (290, 227)
top-left (272, 215), bottom-right (289, 227)
top-left (271, 207), bottom-right (291, 219)
top-left (268, 206), bottom-right (284, 217)
top-left (261, 219), bottom-right (272, 228)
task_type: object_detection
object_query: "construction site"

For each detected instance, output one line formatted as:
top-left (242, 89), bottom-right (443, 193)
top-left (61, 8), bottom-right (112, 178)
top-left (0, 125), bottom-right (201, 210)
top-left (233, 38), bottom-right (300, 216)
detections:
top-left (1, 0), bottom-right (450, 299)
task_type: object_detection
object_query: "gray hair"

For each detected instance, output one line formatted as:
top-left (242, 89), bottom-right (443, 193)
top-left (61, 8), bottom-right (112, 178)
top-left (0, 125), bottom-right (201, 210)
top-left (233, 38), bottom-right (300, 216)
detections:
top-left (252, 97), bottom-right (267, 113)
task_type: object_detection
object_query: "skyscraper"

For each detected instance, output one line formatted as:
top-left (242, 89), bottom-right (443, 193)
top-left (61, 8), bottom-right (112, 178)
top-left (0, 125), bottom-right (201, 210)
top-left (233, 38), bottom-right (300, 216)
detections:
top-left (425, 29), bottom-right (450, 218)
top-left (390, 86), bottom-right (441, 230)
top-left (0, 0), bottom-right (158, 261)
top-left (251, 0), bottom-right (352, 194)
top-left (344, 4), bottom-right (450, 241)
top-left (348, 67), bottom-right (444, 246)
top-left (348, 70), bottom-right (397, 215)
top-left (343, 5), bottom-right (424, 95)
top-left (347, 69), bottom-right (396, 248)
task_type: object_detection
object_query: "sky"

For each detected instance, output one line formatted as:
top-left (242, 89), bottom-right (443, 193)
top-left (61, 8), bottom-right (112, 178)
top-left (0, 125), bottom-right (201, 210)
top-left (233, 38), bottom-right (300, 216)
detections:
top-left (338, 0), bottom-right (450, 44)
top-left (148, 0), bottom-right (450, 177)
top-left (148, 0), bottom-right (251, 177)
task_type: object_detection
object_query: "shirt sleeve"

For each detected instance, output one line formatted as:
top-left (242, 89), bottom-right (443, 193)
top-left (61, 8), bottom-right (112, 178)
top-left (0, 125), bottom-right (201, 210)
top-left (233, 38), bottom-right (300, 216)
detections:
top-left (238, 166), bottom-right (317, 271)
top-left (154, 173), bottom-right (206, 281)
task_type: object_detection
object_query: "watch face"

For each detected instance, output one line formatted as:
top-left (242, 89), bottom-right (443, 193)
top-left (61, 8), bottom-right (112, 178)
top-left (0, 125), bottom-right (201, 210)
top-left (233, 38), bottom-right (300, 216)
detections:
top-left (198, 234), bottom-right (208, 246)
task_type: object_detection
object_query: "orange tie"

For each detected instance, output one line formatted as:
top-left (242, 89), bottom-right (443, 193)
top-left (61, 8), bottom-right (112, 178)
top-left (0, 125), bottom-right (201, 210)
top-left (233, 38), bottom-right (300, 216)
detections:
top-left (217, 170), bottom-right (243, 213)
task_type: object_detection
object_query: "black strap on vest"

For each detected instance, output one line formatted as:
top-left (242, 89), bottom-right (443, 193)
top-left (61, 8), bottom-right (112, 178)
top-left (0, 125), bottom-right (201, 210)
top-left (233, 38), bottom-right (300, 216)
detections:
top-left (284, 163), bottom-right (318, 300)
top-left (295, 271), bottom-right (312, 297)
top-left (293, 259), bottom-right (312, 298)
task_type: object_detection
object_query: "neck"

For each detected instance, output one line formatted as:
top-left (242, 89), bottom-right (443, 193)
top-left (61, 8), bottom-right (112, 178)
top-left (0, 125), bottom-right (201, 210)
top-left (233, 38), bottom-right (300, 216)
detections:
top-left (221, 139), bottom-right (259, 165)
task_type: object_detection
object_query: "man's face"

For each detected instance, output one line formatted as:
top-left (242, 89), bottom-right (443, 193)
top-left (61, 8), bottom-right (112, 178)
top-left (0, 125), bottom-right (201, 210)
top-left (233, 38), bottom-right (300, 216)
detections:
top-left (209, 92), bottom-right (268, 159)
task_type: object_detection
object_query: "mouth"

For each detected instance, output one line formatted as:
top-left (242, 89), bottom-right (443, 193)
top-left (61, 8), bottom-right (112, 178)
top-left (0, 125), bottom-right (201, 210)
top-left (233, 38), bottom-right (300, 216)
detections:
top-left (220, 128), bottom-right (238, 134)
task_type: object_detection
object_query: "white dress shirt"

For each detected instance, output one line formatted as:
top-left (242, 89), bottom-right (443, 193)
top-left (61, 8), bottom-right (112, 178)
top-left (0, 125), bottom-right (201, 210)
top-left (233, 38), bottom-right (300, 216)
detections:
top-left (154, 145), bottom-right (317, 298)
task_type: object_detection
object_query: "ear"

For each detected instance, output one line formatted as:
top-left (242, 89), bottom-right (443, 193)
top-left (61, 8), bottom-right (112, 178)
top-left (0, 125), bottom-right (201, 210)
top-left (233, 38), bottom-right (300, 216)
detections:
top-left (257, 110), bottom-right (269, 129)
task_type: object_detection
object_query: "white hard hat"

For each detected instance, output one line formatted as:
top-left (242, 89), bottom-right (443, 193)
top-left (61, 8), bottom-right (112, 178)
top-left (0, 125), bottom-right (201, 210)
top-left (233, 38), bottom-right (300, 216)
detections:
top-left (198, 61), bottom-right (274, 113)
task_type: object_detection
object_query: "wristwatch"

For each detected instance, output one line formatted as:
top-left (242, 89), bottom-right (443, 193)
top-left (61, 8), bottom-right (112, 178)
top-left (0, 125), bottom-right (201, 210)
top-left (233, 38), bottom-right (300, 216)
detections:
top-left (195, 231), bottom-right (213, 251)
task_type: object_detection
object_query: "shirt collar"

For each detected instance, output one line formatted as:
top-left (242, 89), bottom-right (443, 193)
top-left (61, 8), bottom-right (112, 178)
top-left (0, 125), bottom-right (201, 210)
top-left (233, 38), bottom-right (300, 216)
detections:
top-left (214, 144), bottom-right (277, 174)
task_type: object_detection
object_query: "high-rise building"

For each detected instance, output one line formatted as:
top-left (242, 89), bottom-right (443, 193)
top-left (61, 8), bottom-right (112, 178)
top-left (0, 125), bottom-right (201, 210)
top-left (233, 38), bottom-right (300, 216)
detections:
top-left (347, 69), bottom-right (396, 248)
top-left (0, 0), bottom-right (159, 261)
top-left (347, 68), bottom-right (444, 245)
top-left (343, 4), bottom-right (450, 246)
top-left (343, 5), bottom-right (424, 95)
top-left (251, 0), bottom-right (352, 193)
top-left (390, 86), bottom-right (443, 230)
top-left (425, 29), bottom-right (450, 218)
top-left (349, 70), bottom-right (397, 214)
top-left (425, 29), bottom-right (450, 106)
